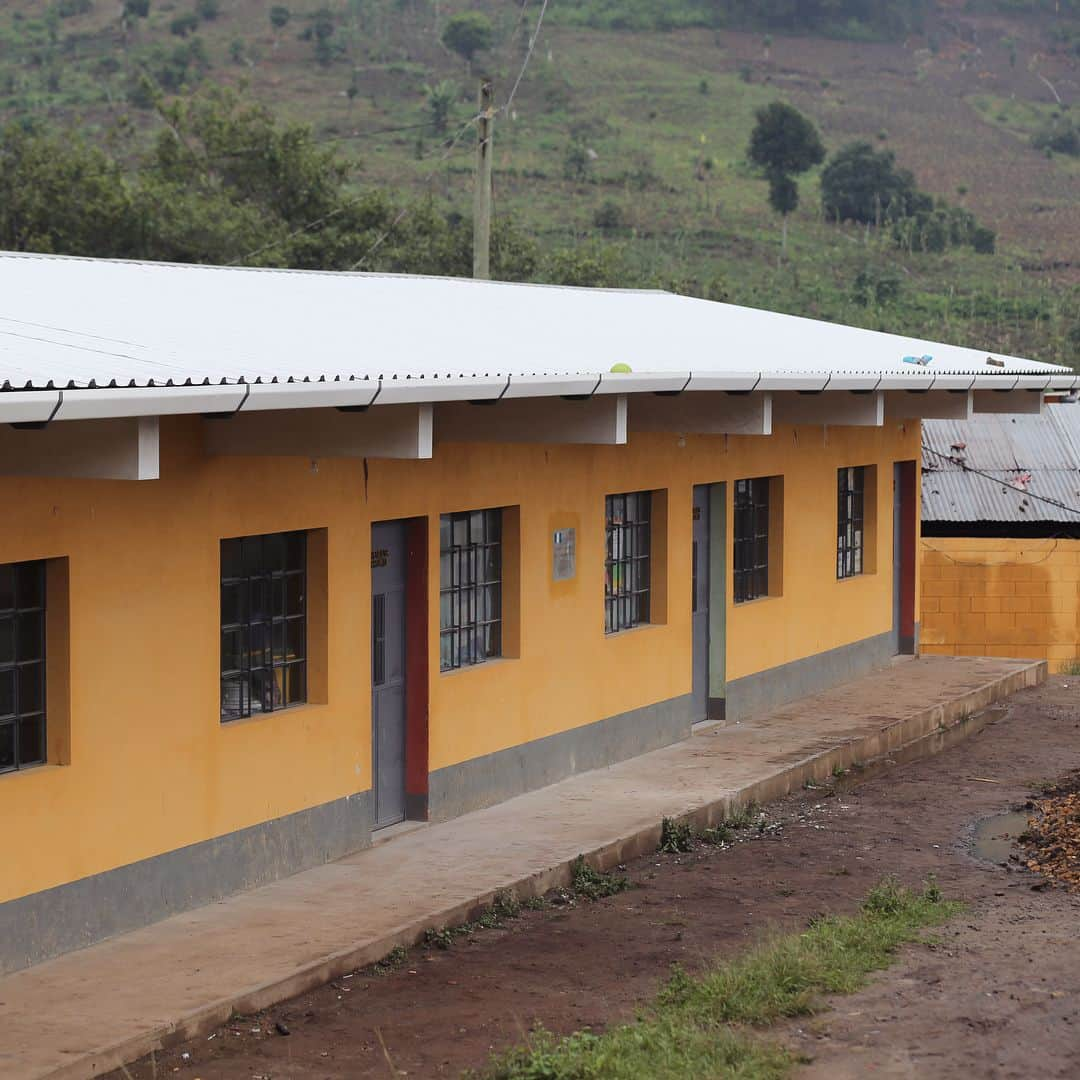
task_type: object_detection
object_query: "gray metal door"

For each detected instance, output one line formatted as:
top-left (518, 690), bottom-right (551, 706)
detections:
top-left (692, 485), bottom-right (710, 722)
top-left (371, 521), bottom-right (407, 829)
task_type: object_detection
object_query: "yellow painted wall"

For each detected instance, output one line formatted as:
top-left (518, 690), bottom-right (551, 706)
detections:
top-left (0, 416), bottom-right (919, 904)
top-left (921, 536), bottom-right (1080, 666)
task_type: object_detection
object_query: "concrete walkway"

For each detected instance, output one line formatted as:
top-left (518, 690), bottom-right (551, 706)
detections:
top-left (1, 655), bottom-right (1043, 1080)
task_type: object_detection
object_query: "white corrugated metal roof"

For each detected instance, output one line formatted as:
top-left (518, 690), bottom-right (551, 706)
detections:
top-left (923, 410), bottom-right (1080, 524)
top-left (0, 252), bottom-right (1070, 407)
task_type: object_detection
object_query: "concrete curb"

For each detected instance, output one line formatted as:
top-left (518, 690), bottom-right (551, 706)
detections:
top-left (64, 658), bottom-right (1044, 1079)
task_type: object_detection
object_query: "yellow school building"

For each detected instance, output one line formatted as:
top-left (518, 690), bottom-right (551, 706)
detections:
top-left (0, 252), bottom-right (1067, 973)
top-left (921, 409), bottom-right (1080, 667)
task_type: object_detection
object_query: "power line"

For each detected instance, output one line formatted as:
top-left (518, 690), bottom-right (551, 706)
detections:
top-left (504, 0), bottom-right (550, 116)
top-left (922, 444), bottom-right (1080, 518)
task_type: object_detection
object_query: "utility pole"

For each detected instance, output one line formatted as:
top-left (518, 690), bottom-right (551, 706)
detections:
top-left (473, 77), bottom-right (494, 281)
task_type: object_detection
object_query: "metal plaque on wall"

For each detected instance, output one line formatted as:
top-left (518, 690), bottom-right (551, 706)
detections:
top-left (552, 528), bottom-right (576, 581)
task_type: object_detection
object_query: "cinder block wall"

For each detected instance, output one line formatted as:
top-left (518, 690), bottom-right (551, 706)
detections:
top-left (921, 537), bottom-right (1080, 667)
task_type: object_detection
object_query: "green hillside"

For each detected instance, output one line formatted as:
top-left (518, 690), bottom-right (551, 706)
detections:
top-left (0, 0), bottom-right (1077, 365)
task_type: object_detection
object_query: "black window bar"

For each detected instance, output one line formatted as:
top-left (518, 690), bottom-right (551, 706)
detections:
top-left (837, 466), bottom-right (866, 579)
top-left (0, 560), bottom-right (46, 773)
top-left (605, 491), bottom-right (651, 634)
top-left (439, 509), bottom-right (502, 672)
top-left (220, 531), bottom-right (307, 722)
top-left (734, 478), bottom-right (770, 603)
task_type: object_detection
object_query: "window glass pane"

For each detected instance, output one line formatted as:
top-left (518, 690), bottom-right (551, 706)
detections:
top-left (0, 616), bottom-right (12, 665)
top-left (221, 629), bottom-right (244, 675)
top-left (286, 532), bottom-right (306, 572)
top-left (0, 721), bottom-right (14, 771)
top-left (0, 669), bottom-right (13, 718)
top-left (16, 611), bottom-right (43, 662)
top-left (0, 566), bottom-right (14, 611)
top-left (287, 618), bottom-right (305, 662)
top-left (242, 535), bottom-right (263, 576)
top-left (17, 715), bottom-right (44, 766)
top-left (285, 573), bottom-right (304, 616)
top-left (221, 676), bottom-right (247, 721)
top-left (221, 583), bottom-right (246, 627)
top-left (16, 563), bottom-right (43, 610)
top-left (17, 662), bottom-right (43, 715)
top-left (264, 531), bottom-right (286, 570)
top-left (221, 538), bottom-right (243, 580)
top-left (284, 663), bottom-right (306, 706)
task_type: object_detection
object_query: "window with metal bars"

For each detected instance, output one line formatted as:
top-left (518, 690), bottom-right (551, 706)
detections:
top-left (439, 510), bottom-right (502, 672)
top-left (837, 466), bottom-right (866, 579)
top-left (734, 478), bottom-right (770, 603)
top-left (0, 560), bottom-right (46, 773)
top-left (605, 492), bottom-right (651, 633)
top-left (220, 531), bottom-right (307, 722)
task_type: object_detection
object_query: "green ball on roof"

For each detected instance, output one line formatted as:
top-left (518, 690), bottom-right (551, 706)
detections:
top-left (609, 363), bottom-right (633, 374)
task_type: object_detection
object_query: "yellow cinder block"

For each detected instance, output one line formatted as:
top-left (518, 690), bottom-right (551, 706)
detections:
top-left (923, 579), bottom-right (960, 597)
top-left (1001, 596), bottom-right (1031, 613)
top-left (939, 596), bottom-right (964, 613)
top-left (970, 596), bottom-right (1002, 613)
top-left (920, 644), bottom-right (956, 656)
top-left (979, 581), bottom-right (1016, 598)
top-left (1000, 564), bottom-right (1033, 581)
top-left (1046, 645), bottom-right (1080, 661)
top-left (920, 596), bottom-right (940, 614)
top-left (1014, 581), bottom-right (1048, 596)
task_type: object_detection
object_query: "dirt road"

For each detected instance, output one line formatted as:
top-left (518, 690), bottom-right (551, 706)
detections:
top-left (112, 677), bottom-right (1080, 1079)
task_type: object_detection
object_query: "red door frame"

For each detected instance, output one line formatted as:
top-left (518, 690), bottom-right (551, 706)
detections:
top-left (403, 517), bottom-right (430, 820)
top-left (897, 460), bottom-right (918, 655)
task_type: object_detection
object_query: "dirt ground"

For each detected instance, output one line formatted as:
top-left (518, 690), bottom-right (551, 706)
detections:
top-left (113, 677), bottom-right (1080, 1079)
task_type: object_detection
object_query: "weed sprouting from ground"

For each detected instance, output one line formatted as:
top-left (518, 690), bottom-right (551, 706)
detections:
top-left (492, 889), bottom-right (522, 920)
top-left (373, 944), bottom-right (408, 974)
top-left (570, 855), bottom-right (631, 900)
top-left (475, 878), bottom-right (960, 1079)
top-left (701, 822), bottom-right (735, 845)
top-left (659, 817), bottom-right (695, 853)
top-left (424, 927), bottom-right (455, 951)
top-left (1058, 660), bottom-right (1080, 677)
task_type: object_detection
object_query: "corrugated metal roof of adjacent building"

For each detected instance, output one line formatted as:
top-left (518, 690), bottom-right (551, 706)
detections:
top-left (0, 251), bottom-right (1070, 394)
top-left (922, 409), bottom-right (1080, 524)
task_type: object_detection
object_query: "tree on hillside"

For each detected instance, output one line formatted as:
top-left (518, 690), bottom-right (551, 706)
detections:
top-left (747, 102), bottom-right (824, 256)
top-left (424, 80), bottom-right (457, 136)
top-left (820, 141), bottom-right (929, 225)
top-left (269, 5), bottom-right (290, 51)
top-left (121, 0), bottom-right (150, 38)
top-left (441, 11), bottom-right (494, 74)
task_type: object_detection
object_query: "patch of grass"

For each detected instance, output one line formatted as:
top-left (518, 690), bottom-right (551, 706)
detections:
top-left (701, 822), bottom-right (734, 845)
top-left (1057, 659), bottom-right (1080, 676)
top-left (570, 855), bottom-right (631, 901)
top-left (724, 802), bottom-right (760, 830)
top-left (659, 817), bottom-right (695, 853)
top-left (475, 878), bottom-right (959, 1079)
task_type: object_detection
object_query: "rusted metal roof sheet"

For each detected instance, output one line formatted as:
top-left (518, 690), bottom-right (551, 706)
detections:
top-left (922, 409), bottom-right (1080, 523)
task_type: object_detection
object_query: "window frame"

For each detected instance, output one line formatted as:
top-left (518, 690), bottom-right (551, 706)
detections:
top-left (605, 491), bottom-right (652, 634)
top-left (439, 509), bottom-right (503, 672)
top-left (733, 477), bottom-right (770, 604)
top-left (0, 560), bottom-right (47, 773)
top-left (837, 466), bottom-right (866, 580)
top-left (220, 531), bottom-right (308, 723)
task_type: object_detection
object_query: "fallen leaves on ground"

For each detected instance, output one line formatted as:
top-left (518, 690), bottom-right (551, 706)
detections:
top-left (1022, 792), bottom-right (1080, 892)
